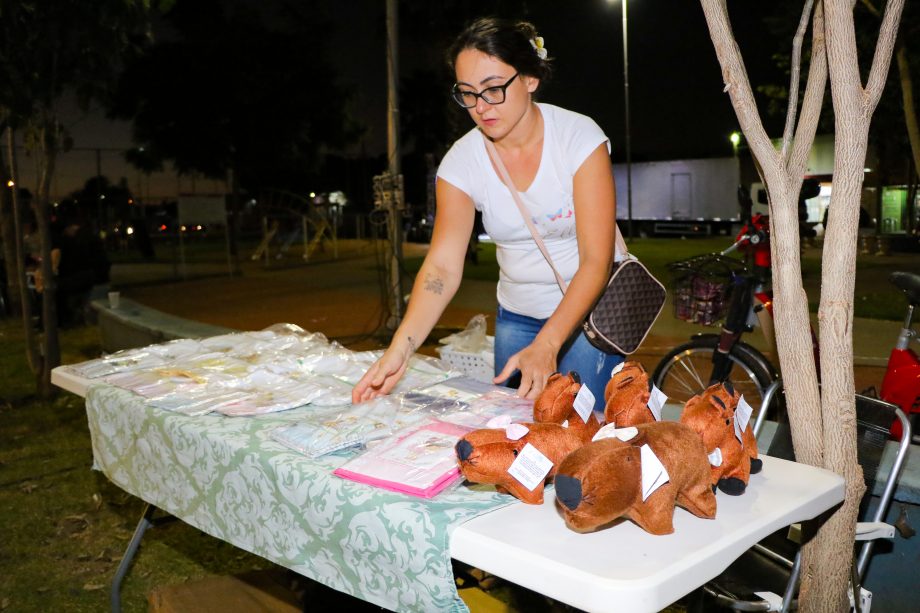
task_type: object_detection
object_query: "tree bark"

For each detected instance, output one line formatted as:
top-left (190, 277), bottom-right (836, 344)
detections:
top-left (810, 1), bottom-right (903, 609)
top-left (6, 128), bottom-right (42, 376)
top-left (33, 113), bottom-right (61, 398)
top-left (0, 128), bottom-right (23, 317)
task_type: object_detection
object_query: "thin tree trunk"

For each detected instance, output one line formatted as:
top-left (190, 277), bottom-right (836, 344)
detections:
top-left (34, 115), bottom-right (60, 398)
top-left (0, 128), bottom-right (23, 316)
top-left (895, 45), bottom-right (920, 192)
top-left (808, 1), bottom-right (904, 610)
top-left (7, 128), bottom-right (42, 376)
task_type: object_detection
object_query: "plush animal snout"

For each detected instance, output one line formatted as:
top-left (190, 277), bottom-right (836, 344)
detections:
top-left (456, 439), bottom-right (473, 462)
top-left (555, 474), bottom-right (583, 510)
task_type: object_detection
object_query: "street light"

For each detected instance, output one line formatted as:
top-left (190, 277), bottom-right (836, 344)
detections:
top-left (608, 0), bottom-right (633, 239)
top-left (730, 131), bottom-right (741, 157)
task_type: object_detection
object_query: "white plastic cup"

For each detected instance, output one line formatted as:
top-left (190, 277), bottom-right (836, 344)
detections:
top-left (108, 291), bottom-right (121, 309)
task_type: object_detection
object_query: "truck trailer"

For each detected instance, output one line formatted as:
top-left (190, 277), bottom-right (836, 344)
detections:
top-left (613, 157), bottom-right (741, 236)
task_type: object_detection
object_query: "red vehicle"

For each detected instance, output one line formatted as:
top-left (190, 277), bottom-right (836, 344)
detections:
top-left (881, 272), bottom-right (920, 442)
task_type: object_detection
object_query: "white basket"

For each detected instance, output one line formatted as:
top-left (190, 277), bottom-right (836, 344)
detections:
top-left (438, 337), bottom-right (495, 384)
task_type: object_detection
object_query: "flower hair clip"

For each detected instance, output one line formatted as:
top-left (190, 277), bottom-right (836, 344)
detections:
top-left (530, 36), bottom-right (547, 60)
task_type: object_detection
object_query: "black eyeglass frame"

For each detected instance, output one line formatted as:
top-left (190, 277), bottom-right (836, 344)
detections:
top-left (451, 73), bottom-right (520, 109)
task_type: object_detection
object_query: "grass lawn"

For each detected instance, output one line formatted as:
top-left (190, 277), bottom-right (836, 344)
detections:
top-left (0, 321), bottom-right (279, 612)
top-left (406, 237), bottom-right (918, 321)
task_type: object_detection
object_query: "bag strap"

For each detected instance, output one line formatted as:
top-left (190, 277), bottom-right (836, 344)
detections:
top-left (482, 136), bottom-right (628, 295)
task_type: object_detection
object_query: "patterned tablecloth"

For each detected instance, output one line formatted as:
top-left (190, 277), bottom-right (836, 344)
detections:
top-left (85, 384), bottom-right (517, 612)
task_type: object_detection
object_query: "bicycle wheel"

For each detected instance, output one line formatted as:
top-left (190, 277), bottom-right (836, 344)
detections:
top-left (652, 336), bottom-right (776, 413)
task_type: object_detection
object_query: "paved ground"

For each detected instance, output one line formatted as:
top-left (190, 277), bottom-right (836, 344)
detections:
top-left (115, 238), bottom-right (896, 393)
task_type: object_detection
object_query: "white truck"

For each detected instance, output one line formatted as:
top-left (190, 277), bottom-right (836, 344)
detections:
top-left (613, 157), bottom-right (741, 236)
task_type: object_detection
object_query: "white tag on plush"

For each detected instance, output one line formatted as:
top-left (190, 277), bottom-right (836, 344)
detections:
top-left (640, 444), bottom-right (671, 501)
top-left (505, 423), bottom-right (529, 441)
top-left (647, 385), bottom-right (667, 421)
top-left (592, 423), bottom-right (639, 443)
top-left (708, 447), bottom-right (723, 467)
top-left (562, 420), bottom-right (569, 429)
top-left (507, 443), bottom-right (554, 491)
top-left (735, 395), bottom-right (754, 442)
top-left (611, 362), bottom-right (626, 377)
top-left (573, 385), bottom-right (595, 423)
top-left (486, 415), bottom-right (513, 429)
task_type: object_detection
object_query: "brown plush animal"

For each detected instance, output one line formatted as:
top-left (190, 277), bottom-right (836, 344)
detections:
top-left (532, 371), bottom-right (602, 442)
top-left (679, 382), bottom-right (762, 495)
top-left (554, 421), bottom-right (717, 535)
top-left (455, 422), bottom-right (586, 504)
top-left (603, 361), bottom-right (656, 428)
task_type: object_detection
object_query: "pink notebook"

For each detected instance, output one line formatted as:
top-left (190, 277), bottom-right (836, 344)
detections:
top-left (334, 419), bottom-right (471, 498)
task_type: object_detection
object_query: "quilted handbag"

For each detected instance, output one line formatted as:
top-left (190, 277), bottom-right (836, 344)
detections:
top-left (484, 138), bottom-right (666, 355)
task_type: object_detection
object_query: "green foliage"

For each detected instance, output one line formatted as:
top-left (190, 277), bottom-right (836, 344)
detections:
top-left (109, 0), bottom-right (362, 193)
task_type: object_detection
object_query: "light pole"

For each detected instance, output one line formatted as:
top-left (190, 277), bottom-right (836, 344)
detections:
top-left (609, 0), bottom-right (633, 239)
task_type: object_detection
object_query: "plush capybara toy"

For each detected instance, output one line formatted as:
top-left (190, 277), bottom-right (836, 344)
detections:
top-left (455, 422), bottom-right (586, 504)
top-left (532, 371), bottom-right (602, 443)
top-left (679, 382), bottom-right (762, 496)
top-left (554, 421), bottom-right (717, 535)
top-left (603, 361), bottom-right (655, 428)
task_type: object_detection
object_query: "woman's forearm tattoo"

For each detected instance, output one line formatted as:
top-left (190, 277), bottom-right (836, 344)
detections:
top-left (423, 273), bottom-right (444, 295)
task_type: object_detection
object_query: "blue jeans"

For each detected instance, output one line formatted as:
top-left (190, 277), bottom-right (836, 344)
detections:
top-left (494, 305), bottom-right (624, 413)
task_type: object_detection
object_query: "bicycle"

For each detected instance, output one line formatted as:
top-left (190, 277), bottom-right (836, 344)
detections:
top-left (652, 213), bottom-right (793, 414)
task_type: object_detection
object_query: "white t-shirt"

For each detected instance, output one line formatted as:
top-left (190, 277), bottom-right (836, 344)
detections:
top-left (437, 103), bottom-right (610, 319)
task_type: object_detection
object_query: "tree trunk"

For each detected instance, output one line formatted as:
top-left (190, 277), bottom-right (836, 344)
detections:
top-left (6, 128), bottom-right (42, 376)
top-left (34, 115), bottom-right (61, 398)
top-left (0, 130), bottom-right (23, 317)
top-left (806, 0), bottom-right (905, 610)
top-left (896, 44), bottom-right (920, 204)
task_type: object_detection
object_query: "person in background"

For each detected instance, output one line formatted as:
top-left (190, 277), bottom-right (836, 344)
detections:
top-left (36, 205), bottom-right (110, 326)
top-left (354, 17), bottom-right (623, 409)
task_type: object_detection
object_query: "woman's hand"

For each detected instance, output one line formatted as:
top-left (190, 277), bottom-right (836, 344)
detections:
top-left (351, 345), bottom-right (412, 404)
top-left (493, 338), bottom-right (558, 400)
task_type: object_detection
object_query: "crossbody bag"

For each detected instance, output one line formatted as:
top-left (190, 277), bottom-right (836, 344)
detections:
top-left (483, 136), bottom-right (666, 355)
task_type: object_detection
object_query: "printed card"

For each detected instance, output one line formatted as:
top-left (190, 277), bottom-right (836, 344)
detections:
top-left (573, 385), bottom-right (596, 423)
top-left (640, 444), bottom-right (670, 501)
top-left (647, 385), bottom-right (668, 421)
top-left (507, 443), bottom-right (554, 491)
top-left (735, 395), bottom-right (754, 442)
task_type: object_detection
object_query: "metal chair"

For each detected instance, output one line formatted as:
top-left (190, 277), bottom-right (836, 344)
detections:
top-left (698, 393), bottom-right (912, 612)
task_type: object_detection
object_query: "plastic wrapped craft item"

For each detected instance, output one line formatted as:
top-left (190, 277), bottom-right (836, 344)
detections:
top-left (270, 397), bottom-right (406, 458)
top-left (333, 419), bottom-right (472, 498)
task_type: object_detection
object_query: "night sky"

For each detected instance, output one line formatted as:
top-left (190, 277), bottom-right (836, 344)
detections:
top-left (43, 0), bottom-right (784, 200)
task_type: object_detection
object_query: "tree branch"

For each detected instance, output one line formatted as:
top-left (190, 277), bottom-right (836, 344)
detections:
top-left (864, 0), bottom-right (905, 109)
top-left (699, 0), bottom-right (781, 178)
top-left (789, 1), bottom-right (828, 176)
top-left (782, 0), bottom-right (816, 162)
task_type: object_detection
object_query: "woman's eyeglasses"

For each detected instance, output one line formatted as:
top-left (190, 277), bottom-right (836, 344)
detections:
top-left (451, 73), bottom-right (519, 109)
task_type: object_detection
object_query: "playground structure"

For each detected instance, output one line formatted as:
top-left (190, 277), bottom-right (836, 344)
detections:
top-left (251, 190), bottom-right (343, 266)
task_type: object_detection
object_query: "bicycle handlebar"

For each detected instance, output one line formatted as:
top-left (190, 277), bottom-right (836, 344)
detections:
top-left (721, 235), bottom-right (749, 256)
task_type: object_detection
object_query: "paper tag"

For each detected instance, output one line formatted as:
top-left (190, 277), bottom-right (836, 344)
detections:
top-left (647, 385), bottom-right (667, 421)
top-left (735, 395), bottom-right (754, 442)
top-left (507, 443), bottom-right (554, 491)
top-left (592, 423), bottom-right (639, 443)
top-left (486, 415), bottom-right (513, 429)
top-left (505, 423), bottom-right (529, 441)
top-left (611, 362), bottom-right (626, 377)
top-left (640, 444), bottom-right (670, 501)
top-left (708, 447), bottom-right (723, 467)
top-left (573, 385), bottom-right (596, 423)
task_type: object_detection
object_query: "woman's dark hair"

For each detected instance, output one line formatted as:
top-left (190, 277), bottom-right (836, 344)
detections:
top-left (447, 17), bottom-right (552, 84)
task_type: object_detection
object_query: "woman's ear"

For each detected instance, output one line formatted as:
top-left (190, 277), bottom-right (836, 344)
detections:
top-left (524, 75), bottom-right (540, 94)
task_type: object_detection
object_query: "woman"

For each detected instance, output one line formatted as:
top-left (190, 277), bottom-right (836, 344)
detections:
top-left (353, 17), bottom-right (622, 410)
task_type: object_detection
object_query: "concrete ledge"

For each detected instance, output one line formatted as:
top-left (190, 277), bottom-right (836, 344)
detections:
top-left (91, 297), bottom-right (237, 353)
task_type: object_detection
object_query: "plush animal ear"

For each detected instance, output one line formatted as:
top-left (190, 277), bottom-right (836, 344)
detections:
top-left (616, 375), bottom-right (636, 389)
top-left (568, 370), bottom-right (581, 384)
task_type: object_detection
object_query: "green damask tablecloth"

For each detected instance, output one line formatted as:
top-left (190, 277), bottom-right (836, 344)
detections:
top-left (85, 384), bottom-right (516, 612)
